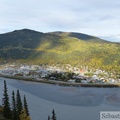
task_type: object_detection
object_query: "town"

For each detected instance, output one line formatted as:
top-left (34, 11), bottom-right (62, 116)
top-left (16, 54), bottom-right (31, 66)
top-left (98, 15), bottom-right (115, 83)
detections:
top-left (0, 63), bottom-right (119, 85)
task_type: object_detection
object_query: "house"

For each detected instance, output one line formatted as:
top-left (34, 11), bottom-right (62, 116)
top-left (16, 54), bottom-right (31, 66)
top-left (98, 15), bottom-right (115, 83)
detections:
top-left (109, 79), bottom-right (115, 83)
top-left (81, 80), bottom-right (88, 83)
top-left (68, 79), bottom-right (75, 84)
top-left (92, 75), bottom-right (98, 80)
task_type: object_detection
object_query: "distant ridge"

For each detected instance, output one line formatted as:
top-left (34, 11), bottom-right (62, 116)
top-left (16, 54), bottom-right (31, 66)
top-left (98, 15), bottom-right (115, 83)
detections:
top-left (1, 29), bottom-right (42, 35)
top-left (48, 31), bottom-right (106, 42)
top-left (49, 31), bottom-right (95, 39)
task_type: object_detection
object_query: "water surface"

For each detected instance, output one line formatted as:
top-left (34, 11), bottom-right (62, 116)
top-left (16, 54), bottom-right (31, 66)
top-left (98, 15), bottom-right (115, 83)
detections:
top-left (0, 77), bottom-right (120, 120)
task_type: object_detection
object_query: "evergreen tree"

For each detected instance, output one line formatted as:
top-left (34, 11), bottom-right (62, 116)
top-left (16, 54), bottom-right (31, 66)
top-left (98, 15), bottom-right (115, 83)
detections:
top-left (23, 95), bottom-right (30, 116)
top-left (52, 109), bottom-right (57, 120)
top-left (12, 90), bottom-right (17, 120)
top-left (2, 80), bottom-right (11, 119)
top-left (16, 89), bottom-right (23, 119)
top-left (48, 116), bottom-right (51, 120)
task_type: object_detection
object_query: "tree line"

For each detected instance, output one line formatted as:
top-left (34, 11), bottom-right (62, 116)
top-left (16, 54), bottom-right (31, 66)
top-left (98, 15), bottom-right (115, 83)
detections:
top-left (2, 80), bottom-right (30, 120)
top-left (1, 80), bottom-right (57, 120)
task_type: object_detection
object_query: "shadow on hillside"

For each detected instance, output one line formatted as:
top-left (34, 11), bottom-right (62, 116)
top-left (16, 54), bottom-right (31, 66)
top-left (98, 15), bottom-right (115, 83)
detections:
top-left (69, 33), bottom-right (95, 40)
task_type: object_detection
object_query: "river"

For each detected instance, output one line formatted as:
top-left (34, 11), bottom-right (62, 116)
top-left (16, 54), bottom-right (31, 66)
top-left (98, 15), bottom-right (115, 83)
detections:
top-left (0, 77), bottom-right (120, 120)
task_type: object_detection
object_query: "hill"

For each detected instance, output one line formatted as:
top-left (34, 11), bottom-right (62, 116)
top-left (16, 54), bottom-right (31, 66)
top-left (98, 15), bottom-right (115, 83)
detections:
top-left (0, 29), bottom-right (119, 72)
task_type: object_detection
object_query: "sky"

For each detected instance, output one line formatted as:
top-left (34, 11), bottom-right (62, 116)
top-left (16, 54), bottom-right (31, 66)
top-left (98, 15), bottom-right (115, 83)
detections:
top-left (0, 0), bottom-right (120, 42)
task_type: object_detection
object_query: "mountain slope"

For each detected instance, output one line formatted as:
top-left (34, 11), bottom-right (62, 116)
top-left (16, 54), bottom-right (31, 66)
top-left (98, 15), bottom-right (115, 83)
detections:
top-left (0, 29), bottom-right (119, 71)
top-left (48, 31), bottom-right (107, 42)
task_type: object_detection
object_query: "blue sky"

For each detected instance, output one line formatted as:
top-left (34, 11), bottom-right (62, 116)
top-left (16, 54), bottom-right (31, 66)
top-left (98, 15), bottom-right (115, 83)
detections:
top-left (0, 0), bottom-right (120, 42)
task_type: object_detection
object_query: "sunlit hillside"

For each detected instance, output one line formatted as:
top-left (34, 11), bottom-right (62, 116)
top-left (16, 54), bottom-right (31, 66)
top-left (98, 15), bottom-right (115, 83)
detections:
top-left (0, 29), bottom-right (119, 72)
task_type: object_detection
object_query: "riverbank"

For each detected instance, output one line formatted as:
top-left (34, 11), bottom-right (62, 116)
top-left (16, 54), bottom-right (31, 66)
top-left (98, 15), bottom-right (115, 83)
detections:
top-left (0, 75), bottom-right (120, 87)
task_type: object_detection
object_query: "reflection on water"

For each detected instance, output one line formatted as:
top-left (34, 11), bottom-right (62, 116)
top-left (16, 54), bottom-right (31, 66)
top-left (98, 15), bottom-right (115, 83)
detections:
top-left (1, 77), bottom-right (120, 107)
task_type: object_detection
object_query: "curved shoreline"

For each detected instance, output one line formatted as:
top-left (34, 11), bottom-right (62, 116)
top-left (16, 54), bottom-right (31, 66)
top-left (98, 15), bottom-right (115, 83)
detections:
top-left (0, 75), bottom-right (120, 88)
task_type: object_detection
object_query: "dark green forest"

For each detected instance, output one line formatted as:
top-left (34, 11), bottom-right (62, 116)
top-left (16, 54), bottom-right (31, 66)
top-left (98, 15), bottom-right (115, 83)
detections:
top-left (0, 80), bottom-right (31, 120)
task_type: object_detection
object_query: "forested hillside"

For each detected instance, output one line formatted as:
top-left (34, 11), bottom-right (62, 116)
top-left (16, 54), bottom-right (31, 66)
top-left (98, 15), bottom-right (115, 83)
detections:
top-left (0, 29), bottom-right (119, 73)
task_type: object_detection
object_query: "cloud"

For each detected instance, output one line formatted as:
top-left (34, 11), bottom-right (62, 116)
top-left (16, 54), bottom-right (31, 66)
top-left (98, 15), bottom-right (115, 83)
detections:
top-left (0, 0), bottom-right (120, 41)
top-left (100, 35), bottom-right (120, 42)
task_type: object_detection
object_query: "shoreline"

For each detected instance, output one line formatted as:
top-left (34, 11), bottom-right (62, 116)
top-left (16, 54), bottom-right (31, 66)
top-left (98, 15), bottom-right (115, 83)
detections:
top-left (0, 75), bottom-right (120, 88)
